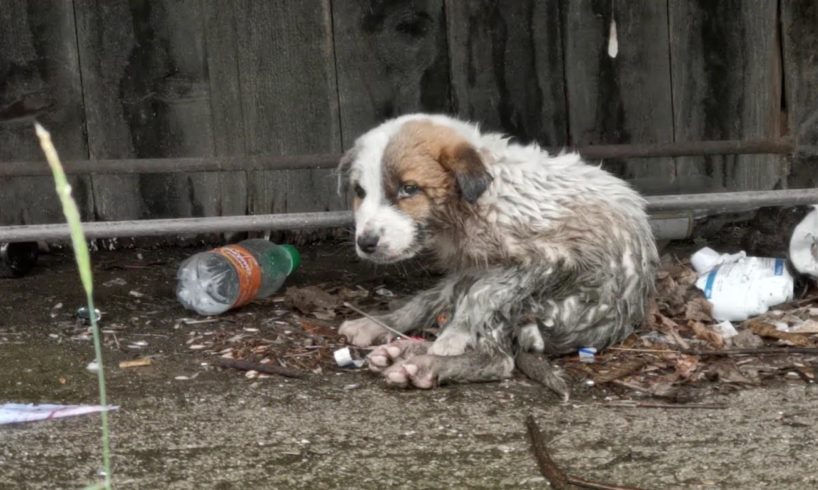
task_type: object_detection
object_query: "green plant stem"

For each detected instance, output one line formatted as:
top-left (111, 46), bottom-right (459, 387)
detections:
top-left (35, 123), bottom-right (112, 490)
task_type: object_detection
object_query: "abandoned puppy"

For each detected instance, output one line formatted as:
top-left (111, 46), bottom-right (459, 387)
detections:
top-left (337, 114), bottom-right (658, 390)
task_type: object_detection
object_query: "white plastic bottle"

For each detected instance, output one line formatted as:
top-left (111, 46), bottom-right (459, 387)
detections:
top-left (176, 239), bottom-right (301, 316)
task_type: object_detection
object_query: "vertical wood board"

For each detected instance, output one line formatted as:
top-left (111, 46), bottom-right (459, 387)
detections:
top-left (0, 0), bottom-right (93, 225)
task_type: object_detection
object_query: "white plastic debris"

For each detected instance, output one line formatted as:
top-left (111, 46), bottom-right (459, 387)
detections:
top-left (789, 205), bottom-right (818, 279)
top-left (690, 247), bottom-right (746, 275)
top-left (333, 347), bottom-right (364, 368)
top-left (0, 403), bottom-right (118, 425)
top-left (578, 347), bottom-right (597, 363)
top-left (692, 247), bottom-right (794, 322)
top-left (86, 361), bottom-right (100, 372)
top-left (713, 320), bottom-right (738, 339)
top-left (607, 19), bottom-right (618, 58)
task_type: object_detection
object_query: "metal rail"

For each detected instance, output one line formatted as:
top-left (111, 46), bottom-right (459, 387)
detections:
top-left (0, 138), bottom-right (797, 177)
top-left (1, 189), bottom-right (816, 243)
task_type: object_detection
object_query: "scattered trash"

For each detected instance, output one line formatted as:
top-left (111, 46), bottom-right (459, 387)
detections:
top-left (76, 307), bottom-right (102, 325)
top-left (176, 239), bottom-right (301, 316)
top-left (86, 361), bottom-right (99, 372)
top-left (374, 286), bottom-right (394, 298)
top-left (0, 403), bottom-right (118, 425)
top-left (119, 358), bottom-right (152, 369)
top-left (333, 347), bottom-right (365, 368)
top-left (578, 347), bottom-right (597, 363)
top-left (692, 247), bottom-right (794, 321)
top-left (343, 383), bottom-right (361, 390)
top-left (128, 290), bottom-right (145, 298)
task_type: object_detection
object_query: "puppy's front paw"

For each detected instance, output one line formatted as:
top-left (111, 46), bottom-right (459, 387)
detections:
top-left (427, 329), bottom-right (472, 356)
top-left (338, 317), bottom-right (392, 347)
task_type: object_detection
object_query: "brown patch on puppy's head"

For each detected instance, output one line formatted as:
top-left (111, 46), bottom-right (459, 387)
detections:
top-left (382, 120), bottom-right (492, 223)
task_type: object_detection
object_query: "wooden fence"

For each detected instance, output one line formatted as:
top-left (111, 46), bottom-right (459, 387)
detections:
top-left (1, 0), bottom-right (815, 228)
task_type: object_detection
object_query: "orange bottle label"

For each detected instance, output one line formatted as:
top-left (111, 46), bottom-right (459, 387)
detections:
top-left (214, 245), bottom-right (262, 308)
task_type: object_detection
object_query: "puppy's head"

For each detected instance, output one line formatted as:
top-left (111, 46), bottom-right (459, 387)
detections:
top-left (338, 117), bottom-right (492, 263)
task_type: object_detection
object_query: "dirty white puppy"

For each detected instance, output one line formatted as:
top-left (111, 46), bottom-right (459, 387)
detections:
top-left (338, 114), bottom-right (658, 390)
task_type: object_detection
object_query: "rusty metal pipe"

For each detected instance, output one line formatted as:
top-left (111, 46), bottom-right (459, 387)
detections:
top-left (0, 188), bottom-right (816, 243)
top-left (0, 138), bottom-right (796, 177)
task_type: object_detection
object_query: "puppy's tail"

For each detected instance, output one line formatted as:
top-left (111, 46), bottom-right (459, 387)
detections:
top-left (515, 351), bottom-right (570, 402)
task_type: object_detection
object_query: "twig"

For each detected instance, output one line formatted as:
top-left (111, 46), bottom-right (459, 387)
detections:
top-left (525, 415), bottom-right (573, 489)
top-left (525, 415), bottom-right (645, 490)
top-left (602, 401), bottom-right (726, 409)
top-left (681, 347), bottom-right (818, 356)
top-left (342, 302), bottom-right (412, 340)
top-left (216, 357), bottom-right (306, 379)
top-left (607, 347), bottom-right (676, 353)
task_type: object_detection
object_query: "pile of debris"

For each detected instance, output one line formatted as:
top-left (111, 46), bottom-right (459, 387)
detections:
top-left (563, 252), bottom-right (818, 402)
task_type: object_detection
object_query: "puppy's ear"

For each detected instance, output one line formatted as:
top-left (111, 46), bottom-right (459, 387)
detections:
top-left (439, 143), bottom-right (492, 203)
top-left (336, 147), bottom-right (357, 196)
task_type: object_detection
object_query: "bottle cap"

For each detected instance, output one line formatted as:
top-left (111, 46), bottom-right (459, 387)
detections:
top-left (279, 244), bottom-right (301, 274)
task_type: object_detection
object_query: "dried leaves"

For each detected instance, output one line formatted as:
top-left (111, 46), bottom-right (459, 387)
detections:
top-left (573, 256), bottom-right (818, 402)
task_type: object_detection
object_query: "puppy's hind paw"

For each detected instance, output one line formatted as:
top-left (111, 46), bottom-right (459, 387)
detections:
top-left (367, 339), bottom-right (431, 372)
top-left (383, 354), bottom-right (438, 389)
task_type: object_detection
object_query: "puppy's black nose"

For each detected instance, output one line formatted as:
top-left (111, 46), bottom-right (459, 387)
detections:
top-left (357, 234), bottom-right (380, 254)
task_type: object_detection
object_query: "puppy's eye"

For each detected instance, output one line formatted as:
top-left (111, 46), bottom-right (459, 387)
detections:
top-left (398, 182), bottom-right (420, 198)
top-left (354, 183), bottom-right (366, 199)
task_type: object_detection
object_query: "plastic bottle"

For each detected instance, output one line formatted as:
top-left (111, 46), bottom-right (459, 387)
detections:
top-left (176, 239), bottom-right (301, 316)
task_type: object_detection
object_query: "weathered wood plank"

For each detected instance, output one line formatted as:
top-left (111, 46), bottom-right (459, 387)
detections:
top-left (445, 0), bottom-right (567, 146)
top-left (782, 0), bottom-right (818, 189)
top-left (562, 0), bottom-right (675, 186)
top-left (0, 0), bottom-right (93, 225)
top-left (234, 0), bottom-right (342, 216)
top-left (203, 0), bottom-right (247, 219)
top-left (669, 0), bottom-right (784, 191)
top-left (333, 0), bottom-right (452, 148)
top-left (74, 0), bottom-right (220, 222)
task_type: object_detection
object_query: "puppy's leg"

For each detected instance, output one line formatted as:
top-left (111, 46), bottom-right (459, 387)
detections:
top-left (382, 348), bottom-right (515, 389)
top-left (427, 267), bottom-right (530, 356)
top-left (339, 280), bottom-right (451, 347)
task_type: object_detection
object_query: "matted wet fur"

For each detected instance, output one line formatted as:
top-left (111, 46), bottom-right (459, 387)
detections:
top-left (337, 114), bottom-right (658, 394)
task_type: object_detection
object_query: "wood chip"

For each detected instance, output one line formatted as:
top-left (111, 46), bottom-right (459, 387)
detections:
top-left (748, 320), bottom-right (814, 347)
top-left (119, 358), bottom-right (152, 369)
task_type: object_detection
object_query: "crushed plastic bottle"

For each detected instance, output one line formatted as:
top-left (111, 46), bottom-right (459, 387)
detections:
top-left (176, 239), bottom-right (301, 316)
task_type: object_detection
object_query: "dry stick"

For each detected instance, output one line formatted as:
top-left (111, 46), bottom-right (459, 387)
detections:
top-left (342, 302), bottom-right (413, 340)
top-left (681, 347), bottom-right (818, 356)
top-left (526, 415), bottom-right (645, 490)
top-left (602, 402), bottom-right (726, 409)
top-left (525, 415), bottom-right (573, 490)
top-left (216, 357), bottom-right (305, 379)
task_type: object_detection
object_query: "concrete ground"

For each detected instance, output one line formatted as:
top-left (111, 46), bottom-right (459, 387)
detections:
top-left (1, 243), bottom-right (817, 489)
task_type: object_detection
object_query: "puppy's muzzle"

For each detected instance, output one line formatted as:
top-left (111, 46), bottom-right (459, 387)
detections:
top-left (356, 233), bottom-right (380, 255)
